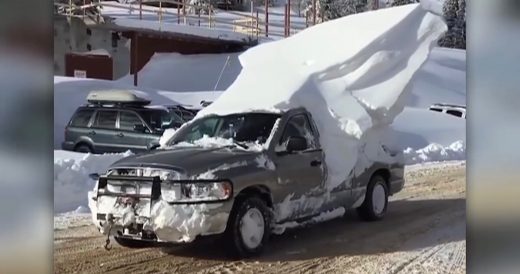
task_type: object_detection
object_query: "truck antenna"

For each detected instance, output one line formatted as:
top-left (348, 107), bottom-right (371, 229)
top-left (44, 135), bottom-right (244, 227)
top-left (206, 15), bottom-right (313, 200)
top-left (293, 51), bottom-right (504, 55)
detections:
top-left (213, 55), bottom-right (231, 91)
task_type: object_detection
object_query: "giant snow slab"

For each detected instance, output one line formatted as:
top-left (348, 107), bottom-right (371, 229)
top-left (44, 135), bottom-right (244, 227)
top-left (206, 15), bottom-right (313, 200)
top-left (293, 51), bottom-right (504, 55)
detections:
top-left (197, 4), bottom-right (447, 190)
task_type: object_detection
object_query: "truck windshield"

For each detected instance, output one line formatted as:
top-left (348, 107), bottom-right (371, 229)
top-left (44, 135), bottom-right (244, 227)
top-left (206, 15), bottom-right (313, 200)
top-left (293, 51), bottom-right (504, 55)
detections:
top-left (170, 113), bottom-right (281, 146)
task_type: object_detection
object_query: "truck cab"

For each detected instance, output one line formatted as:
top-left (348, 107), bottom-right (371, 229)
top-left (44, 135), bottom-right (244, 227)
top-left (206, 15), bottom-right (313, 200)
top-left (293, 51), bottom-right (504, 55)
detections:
top-left (89, 107), bottom-right (404, 258)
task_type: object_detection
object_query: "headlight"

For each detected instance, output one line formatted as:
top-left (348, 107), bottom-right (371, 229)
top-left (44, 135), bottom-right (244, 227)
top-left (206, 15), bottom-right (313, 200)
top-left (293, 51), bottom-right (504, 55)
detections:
top-left (161, 181), bottom-right (233, 203)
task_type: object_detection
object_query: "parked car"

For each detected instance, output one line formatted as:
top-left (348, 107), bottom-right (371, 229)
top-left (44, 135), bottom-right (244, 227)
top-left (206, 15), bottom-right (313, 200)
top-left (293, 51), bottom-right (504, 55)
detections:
top-left (62, 90), bottom-right (185, 154)
top-left (166, 105), bottom-right (198, 122)
top-left (89, 107), bottom-right (404, 258)
top-left (429, 103), bottom-right (466, 119)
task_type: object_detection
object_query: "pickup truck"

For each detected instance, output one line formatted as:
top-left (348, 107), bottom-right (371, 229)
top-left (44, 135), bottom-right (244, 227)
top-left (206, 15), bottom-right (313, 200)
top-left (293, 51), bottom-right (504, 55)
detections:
top-left (88, 107), bottom-right (404, 258)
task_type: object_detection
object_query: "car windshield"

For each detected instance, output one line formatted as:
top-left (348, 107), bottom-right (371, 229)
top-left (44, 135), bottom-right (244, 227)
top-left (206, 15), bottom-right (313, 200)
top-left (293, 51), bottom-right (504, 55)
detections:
top-left (170, 113), bottom-right (280, 147)
top-left (137, 109), bottom-right (182, 132)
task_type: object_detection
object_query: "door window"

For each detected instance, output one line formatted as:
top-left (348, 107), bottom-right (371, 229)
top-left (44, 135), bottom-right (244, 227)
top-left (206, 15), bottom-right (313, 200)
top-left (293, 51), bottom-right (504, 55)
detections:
top-left (279, 114), bottom-right (318, 149)
top-left (70, 109), bottom-right (94, 127)
top-left (93, 110), bottom-right (117, 129)
top-left (119, 111), bottom-right (147, 132)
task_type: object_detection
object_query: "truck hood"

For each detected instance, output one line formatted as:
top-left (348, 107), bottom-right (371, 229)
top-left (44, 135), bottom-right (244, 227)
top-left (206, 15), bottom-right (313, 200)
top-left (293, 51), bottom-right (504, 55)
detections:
top-left (109, 146), bottom-right (263, 177)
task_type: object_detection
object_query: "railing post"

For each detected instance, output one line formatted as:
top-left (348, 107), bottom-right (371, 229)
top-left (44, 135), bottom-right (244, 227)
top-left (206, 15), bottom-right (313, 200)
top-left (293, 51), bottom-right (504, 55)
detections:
top-left (287, 0), bottom-right (291, 36)
top-left (284, 3), bottom-right (288, 37)
top-left (139, 0), bottom-right (142, 20)
top-left (159, 1), bottom-right (163, 27)
top-left (177, 3), bottom-right (180, 24)
top-left (256, 10), bottom-right (259, 39)
top-left (265, 0), bottom-right (269, 37)
top-left (183, 0), bottom-right (187, 24)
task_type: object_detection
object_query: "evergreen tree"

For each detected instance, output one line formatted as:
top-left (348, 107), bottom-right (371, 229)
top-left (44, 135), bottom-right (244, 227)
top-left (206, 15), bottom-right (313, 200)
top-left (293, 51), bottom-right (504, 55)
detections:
top-left (319, 0), bottom-right (368, 20)
top-left (390, 0), bottom-right (418, 7)
top-left (438, 0), bottom-right (466, 49)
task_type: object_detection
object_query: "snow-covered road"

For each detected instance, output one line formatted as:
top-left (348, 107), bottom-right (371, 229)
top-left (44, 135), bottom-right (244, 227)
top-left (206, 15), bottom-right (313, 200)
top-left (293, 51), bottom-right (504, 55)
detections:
top-left (54, 161), bottom-right (465, 274)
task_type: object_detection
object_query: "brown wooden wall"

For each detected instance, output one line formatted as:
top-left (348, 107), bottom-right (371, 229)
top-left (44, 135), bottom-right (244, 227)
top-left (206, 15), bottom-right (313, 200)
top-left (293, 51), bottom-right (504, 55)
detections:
top-left (126, 32), bottom-right (247, 74)
top-left (65, 53), bottom-right (113, 80)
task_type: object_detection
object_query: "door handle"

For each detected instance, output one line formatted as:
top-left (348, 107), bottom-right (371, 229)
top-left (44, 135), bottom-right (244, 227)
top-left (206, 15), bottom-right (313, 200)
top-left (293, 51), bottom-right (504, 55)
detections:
top-left (117, 133), bottom-right (124, 137)
top-left (310, 160), bottom-right (322, 167)
top-left (88, 131), bottom-right (96, 136)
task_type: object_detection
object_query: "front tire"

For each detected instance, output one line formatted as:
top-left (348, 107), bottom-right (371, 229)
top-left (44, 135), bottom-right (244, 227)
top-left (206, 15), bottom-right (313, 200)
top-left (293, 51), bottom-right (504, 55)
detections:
top-left (357, 175), bottom-right (389, 221)
top-left (224, 196), bottom-right (271, 258)
top-left (74, 143), bottom-right (93, 153)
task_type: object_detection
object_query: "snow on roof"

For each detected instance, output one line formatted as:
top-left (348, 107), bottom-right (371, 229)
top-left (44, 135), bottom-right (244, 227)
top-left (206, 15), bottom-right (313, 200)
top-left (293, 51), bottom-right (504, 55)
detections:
top-left (112, 18), bottom-right (252, 43)
top-left (197, 4), bottom-right (447, 190)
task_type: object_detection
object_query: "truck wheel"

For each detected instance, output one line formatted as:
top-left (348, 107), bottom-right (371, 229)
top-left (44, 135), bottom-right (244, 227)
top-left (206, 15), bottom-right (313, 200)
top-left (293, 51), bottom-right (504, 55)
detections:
top-left (114, 236), bottom-right (153, 248)
top-left (357, 175), bottom-right (388, 221)
top-left (224, 196), bottom-right (271, 258)
top-left (74, 144), bottom-right (93, 153)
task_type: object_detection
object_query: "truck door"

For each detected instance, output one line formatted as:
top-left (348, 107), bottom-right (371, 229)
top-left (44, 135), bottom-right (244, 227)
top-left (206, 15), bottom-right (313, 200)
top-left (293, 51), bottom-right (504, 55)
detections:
top-left (273, 113), bottom-right (325, 220)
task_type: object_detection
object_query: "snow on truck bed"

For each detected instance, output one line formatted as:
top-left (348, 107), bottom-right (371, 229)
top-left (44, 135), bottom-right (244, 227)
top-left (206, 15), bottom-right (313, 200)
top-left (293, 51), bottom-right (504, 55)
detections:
top-left (196, 3), bottom-right (447, 190)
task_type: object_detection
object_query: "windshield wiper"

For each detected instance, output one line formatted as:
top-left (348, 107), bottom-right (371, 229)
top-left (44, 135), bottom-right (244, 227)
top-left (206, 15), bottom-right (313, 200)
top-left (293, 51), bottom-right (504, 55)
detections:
top-left (232, 140), bottom-right (249, 149)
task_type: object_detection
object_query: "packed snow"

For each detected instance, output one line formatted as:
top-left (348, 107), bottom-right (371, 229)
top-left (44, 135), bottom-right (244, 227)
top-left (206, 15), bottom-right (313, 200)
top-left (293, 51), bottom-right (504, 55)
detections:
top-left (54, 150), bottom-right (132, 213)
top-left (196, 4), bottom-right (447, 190)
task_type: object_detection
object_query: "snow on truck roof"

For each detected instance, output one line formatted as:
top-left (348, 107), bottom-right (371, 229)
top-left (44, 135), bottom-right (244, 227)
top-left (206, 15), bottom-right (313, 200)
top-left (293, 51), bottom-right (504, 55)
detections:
top-left (86, 89), bottom-right (151, 105)
top-left (195, 3), bottom-right (447, 191)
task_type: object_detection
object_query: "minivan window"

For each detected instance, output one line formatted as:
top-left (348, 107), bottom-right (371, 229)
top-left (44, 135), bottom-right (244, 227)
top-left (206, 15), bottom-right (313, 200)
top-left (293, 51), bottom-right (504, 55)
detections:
top-left (70, 109), bottom-right (94, 127)
top-left (93, 110), bottom-right (118, 129)
top-left (119, 111), bottom-right (146, 132)
top-left (136, 109), bottom-right (174, 132)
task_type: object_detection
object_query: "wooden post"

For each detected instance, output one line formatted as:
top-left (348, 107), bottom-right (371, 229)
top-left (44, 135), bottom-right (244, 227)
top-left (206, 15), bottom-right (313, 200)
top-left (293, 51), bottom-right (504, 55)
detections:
top-left (177, 3), bottom-right (180, 24)
top-left (284, 3), bottom-right (288, 37)
top-left (198, 11), bottom-right (201, 26)
top-left (183, 0), bottom-right (186, 24)
top-left (312, 0), bottom-right (316, 25)
top-left (139, 0), bottom-right (142, 20)
top-left (133, 33), bottom-right (138, 87)
top-left (256, 10), bottom-right (259, 39)
top-left (265, 0), bottom-right (269, 37)
top-left (250, 0), bottom-right (254, 37)
top-left (83, 0), bottom-right (86, 18)
top-left (209, 5), bottom-right (212, 28)
top-left (287, 0), bottom-right (291, 36)
top-left (374, 0), bottom-right (379, 10)
top-left (159, 1), bottom-right (163, 25)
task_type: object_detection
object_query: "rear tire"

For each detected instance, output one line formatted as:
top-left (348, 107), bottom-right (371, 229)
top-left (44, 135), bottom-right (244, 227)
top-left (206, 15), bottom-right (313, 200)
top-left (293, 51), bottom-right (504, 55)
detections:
top-left (357, 175), bottom-right (389, 221)
top-left (223, 196), bottom-right (271, 259)
top-left (74, 143), bottom-right (93, 153)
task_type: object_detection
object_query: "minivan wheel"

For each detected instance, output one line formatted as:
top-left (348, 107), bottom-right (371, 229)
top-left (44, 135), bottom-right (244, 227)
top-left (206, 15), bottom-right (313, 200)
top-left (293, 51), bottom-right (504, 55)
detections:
top-left (74, 144), bottom-right (93, 153)
top-left (224, 196), bottom-right (271, 258)
top-left (357, 175), bottom-right (389, 221)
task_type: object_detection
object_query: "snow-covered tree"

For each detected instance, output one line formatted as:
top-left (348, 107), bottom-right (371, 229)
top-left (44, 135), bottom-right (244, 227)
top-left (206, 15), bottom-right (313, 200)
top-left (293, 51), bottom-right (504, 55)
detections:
top-left (390, 0), bottom-right (418, 7)
top-left (438, 0), bottom-right (466, 49)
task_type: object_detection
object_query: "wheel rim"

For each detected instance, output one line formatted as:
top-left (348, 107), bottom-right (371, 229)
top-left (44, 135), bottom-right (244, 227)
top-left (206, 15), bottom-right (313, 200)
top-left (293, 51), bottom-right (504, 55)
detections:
top-left (239, 207), bottom-right (265, 250)
top-left (372, 183), bottom-right (386, 215)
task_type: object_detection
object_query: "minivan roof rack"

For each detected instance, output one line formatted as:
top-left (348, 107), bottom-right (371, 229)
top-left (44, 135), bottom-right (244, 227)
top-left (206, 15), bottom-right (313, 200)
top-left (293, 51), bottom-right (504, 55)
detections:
top-left (86, 89), bottom-right (151, 106)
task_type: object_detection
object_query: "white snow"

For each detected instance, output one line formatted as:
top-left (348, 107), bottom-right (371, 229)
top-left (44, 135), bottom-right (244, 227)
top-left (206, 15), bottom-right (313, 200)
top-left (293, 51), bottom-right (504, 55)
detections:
top-left (196, 4), bottom-right (447, 190)
top-left (404, 140), bottom-right (465, 165)
top-left (54, 150), bottom-right (132, 213)
top-left (116, 52), bottom-right (241, 91)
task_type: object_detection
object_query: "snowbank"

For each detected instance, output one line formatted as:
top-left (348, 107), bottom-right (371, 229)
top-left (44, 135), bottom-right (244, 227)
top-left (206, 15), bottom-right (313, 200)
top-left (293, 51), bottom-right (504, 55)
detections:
top-left (197, 4), bottom-right (447, 190)
top-left (116, 52), bottom-right (242, 91)
top-left (54, 150), bottom-right (132, 213)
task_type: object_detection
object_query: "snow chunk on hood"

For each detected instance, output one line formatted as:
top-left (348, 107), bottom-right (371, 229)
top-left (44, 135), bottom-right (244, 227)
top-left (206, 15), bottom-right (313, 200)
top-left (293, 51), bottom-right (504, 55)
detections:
top-left (197, 4), bottom-right (447, 190)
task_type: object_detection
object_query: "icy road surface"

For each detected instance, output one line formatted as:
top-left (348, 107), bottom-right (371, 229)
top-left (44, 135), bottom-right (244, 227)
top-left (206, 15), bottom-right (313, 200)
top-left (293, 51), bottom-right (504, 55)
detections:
top-left (54, 161), bottom-right (465, 274)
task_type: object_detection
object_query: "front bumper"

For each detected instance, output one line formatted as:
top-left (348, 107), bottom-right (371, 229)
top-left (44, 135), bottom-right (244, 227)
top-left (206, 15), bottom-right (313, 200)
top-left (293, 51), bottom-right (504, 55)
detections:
top-left (89, 175), bottom-right (233, 244)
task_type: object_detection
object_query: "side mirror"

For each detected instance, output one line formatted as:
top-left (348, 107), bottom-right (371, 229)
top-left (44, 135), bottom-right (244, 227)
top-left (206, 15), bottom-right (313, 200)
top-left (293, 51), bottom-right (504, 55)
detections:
top-left (286, 136), bottom-right (307, 153)
top-left (147, 141), bottom-right (160, 151)
top-left (134, 124), bottom-right (147, 133)
top-left (89, 173), bottom-right (100, 180)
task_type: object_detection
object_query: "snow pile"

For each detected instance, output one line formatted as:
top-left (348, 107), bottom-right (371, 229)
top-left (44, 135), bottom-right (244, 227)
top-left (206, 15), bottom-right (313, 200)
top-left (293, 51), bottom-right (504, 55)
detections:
top-left (117, 52), bottom-right (242, 91)
top-left (197, 4), bottom-right (447, 190)
top-left (148, 201), bottom-right (228, 242)
top-left (54, 150), bottom-right (132, 213)
top-left (404, 140), bottom-right (465, 164)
